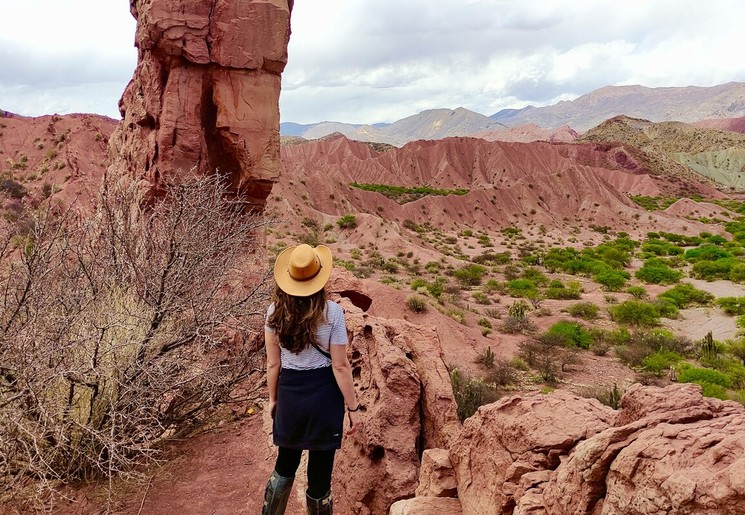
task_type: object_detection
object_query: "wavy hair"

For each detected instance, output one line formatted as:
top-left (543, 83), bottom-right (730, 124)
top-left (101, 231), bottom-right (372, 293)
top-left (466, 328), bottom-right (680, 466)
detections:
top-left (267, 285), bottom-right (327, 354)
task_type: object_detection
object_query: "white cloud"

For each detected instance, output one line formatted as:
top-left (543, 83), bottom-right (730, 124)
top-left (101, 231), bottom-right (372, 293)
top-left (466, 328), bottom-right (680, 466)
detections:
top-left (1, 0), bottom-right (744, 123)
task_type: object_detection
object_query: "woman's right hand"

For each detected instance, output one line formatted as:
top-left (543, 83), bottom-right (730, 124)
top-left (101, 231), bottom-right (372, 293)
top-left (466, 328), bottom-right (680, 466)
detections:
top-left (346, 410), bottom-right (361, 436)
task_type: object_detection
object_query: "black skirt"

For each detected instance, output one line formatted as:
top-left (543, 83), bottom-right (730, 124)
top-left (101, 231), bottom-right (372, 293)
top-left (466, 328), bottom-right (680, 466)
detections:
top-left (273, 366), bottom-right (344, 450)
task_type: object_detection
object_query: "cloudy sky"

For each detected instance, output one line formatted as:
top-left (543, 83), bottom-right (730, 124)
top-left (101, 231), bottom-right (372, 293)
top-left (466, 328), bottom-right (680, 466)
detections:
top-left (2, 0), bottom-right (744, 124)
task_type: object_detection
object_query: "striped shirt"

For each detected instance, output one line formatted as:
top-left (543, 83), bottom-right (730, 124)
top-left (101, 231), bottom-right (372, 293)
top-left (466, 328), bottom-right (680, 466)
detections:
top-left (265, 300), bottom-right (349, 370)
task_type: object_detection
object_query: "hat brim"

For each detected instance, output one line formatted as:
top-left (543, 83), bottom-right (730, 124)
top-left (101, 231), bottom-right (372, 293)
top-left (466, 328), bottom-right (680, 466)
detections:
top-left (274, 245), bottom-right (333, 296)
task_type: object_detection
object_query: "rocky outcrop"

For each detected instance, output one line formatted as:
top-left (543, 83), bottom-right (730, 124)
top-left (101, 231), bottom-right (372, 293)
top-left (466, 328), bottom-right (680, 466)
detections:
top-left (389, 497), bottom-right (463, 514)
top-left (109, 0), bottom-right (292, 208)
top-left (449, 391), bottom-right (616, 514)
top-left (328, 277), bottom-right (460, 515)
top-left (415, 449), bottom-right (458, 498)
top-left (542, 383), bottom-right (745, 514)
top-left (446, 384), bottom-right (745, 515)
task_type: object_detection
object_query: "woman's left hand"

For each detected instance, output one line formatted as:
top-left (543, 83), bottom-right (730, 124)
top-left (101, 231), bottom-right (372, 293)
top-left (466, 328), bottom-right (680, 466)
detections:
top-left (346, 410), bottom-right (361, 436)
top-left (269, 400), bottom-right (277, 419)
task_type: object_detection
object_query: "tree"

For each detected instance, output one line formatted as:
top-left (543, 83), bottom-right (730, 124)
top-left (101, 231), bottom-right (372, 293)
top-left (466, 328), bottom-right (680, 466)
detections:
top-left (0, 172), bottom-right (270, 506)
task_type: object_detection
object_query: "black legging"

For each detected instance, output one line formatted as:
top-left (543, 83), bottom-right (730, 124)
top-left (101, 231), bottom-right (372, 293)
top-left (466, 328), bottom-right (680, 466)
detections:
top-left (274, 447), bottom-right (336, 499)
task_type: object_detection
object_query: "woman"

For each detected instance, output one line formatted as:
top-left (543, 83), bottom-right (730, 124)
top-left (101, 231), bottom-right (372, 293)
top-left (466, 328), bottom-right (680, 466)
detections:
top-left (262, 244), bottom-right (361, 515)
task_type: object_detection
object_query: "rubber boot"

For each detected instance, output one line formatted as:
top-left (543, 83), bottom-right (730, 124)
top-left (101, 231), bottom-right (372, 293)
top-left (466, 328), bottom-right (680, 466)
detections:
top-left (306, 490), bottom-right (333, 515)
top-left (262, 470), bottom-right (294, 515)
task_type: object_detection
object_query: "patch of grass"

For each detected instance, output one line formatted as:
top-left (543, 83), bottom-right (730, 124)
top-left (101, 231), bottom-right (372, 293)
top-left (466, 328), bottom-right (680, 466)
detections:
top-left (351, 182), bottom-right (468, 204)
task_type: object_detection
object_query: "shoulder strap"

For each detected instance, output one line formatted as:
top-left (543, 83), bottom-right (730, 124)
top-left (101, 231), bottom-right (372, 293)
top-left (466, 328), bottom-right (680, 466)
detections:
top-left (310, 341), bottom-right (331, 359)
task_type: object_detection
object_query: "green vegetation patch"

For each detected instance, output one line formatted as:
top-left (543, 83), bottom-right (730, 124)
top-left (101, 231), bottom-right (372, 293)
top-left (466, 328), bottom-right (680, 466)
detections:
top-left (350, 182), bottom-right (469, 204)
top-left (629, 195), bottom-right (678, 211)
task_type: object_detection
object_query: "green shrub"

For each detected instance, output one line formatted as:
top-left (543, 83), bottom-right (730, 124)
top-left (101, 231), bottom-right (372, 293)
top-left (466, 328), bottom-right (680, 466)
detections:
top-left (507, 278), bottom-right (537, 297)
top-left (472, 291), bottom-right (491, 304)
top-left (684, 246), bottom-right (732, 262)
top-left (653, 298), bottom-right (679, 319)
top-left (678, 366), bottom-right (732, 388)
top-left (690, 258), bottom-right (738, 281)
top-left (698, 382), bottom-right (728, 400)
top-left (352, 182), bottom-right (469, 203)
top-left (450, 369), bottom-right (499, 421)
top-left (635, 259), bottom-right (683, 285)
top-left (594, 269), bottom-right (629, 291)
top-left (567, 302), bottom-right (599, 320)
top-left (544, 281), bottom-right (581, 300)
top-left (472, 251), bottom-right (511, 265)
top-left (729, 339), bottom-right (745, 366)
top-left (405, 295), bottom-right (428, 313)
top-left (411, 277), bottom-right (445, 298)
top-left (729, 263), bottom-right (745, 283)
top-left (658, 283), bottom-right (715, 308)
top-left (478, 318), bottom-right (493, 329)
top-left (521, 267), bottom-right (549, 286)
top-left (717, 297), bottom-right (745, 316)
top-left (453, 264), bottom-right (487, 286)
top-left (626, 286), bottom-right (648, 299)
top-left (337, 214), bottom-right (358, 229)
top-left (482, 279), bottom-right (505, 294)
top-left (642, 350), bottom-right (682, 377)
top-left (546, 321), bottom-right (592, 349)
top-left (609, 301), bottom-right (660, 326)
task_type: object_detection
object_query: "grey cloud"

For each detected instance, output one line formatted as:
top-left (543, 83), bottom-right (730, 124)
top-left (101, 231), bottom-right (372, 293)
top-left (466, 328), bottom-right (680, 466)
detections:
top-left (0, 42), bottom-right (135, 88)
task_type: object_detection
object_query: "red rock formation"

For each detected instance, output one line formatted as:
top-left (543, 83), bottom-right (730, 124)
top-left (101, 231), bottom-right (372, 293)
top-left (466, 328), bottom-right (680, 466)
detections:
top-left (327, 274), bottom-right (460, 515)
top-left (0, 113), bottom-right (117, 207)
top-left (542, 384), bottom-right (745, 514)
top-left (444, 384), bottom-right (745, 515)
top-left (109, 0), bottom-right (292, 208)
top-left (389, 497), bottom-right (463, 514)
top-left (449, 391), bottom-right (615, 514)
top-left (415, 448), bottom-right (458, 498)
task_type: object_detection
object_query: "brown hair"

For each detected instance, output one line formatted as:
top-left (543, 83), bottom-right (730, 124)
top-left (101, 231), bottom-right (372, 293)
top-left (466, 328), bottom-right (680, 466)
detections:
top-left (267, 285), bottom-right (327, 354)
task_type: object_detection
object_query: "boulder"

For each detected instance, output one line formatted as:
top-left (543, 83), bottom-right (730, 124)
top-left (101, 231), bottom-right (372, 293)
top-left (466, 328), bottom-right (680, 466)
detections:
top-left (388, 497), bottom-right (463, 515)
top-left (109, 0), bottom-right (293, 208)
top-left (415, 448), bottom-right (457, 498)
top-left (449, 391), bottom-right (615, 514)
top-left (543, 383), bottom-right (745, 514)
top-left (449, 384), bottom-right (745, 515)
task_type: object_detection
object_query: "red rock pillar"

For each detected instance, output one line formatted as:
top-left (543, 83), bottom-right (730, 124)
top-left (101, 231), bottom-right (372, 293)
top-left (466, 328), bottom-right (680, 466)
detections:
top-left (108, 0), bottom-right (292, 209)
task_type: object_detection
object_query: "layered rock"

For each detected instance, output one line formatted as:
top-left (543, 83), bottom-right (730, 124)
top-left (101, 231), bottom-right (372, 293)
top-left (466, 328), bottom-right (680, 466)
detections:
top-left (109, 0), bottom-right (292, 208)
top-left (449, 391), bottom-right (616, 514)
top-left (445, 384), bottom-right (745, 515)
top-left (327, 274), bottom-right (460, 515)
top-left (542, 383), bottom-right (745, 514)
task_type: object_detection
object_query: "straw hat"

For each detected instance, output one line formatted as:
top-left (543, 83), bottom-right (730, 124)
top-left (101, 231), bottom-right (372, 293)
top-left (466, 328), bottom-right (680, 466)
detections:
top-left (273, 244), bottom-right (333, 296)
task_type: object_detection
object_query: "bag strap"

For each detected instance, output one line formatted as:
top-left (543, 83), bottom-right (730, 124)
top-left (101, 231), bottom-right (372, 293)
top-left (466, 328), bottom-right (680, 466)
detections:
top-left (310, 341), bottom-right (331, 359)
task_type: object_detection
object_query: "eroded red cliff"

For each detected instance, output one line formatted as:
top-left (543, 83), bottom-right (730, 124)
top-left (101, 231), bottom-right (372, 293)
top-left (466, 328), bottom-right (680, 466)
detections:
top-left (109, 0), bottom-right (292, 207)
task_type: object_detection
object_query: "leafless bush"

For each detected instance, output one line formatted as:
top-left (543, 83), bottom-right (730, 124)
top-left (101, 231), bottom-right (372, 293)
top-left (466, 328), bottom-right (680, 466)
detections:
top-left (0, 172), bottom-right (270, 508)
top-left (518, 333), bottom-right (579, 383)
top-left (484, 359), bottom-right (517, 387)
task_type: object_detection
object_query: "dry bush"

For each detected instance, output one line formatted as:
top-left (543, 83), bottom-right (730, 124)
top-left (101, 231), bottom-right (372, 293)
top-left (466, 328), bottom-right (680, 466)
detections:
top-left (518, 333), bottom-right (580, 383)
top-left (0, 172), bottom-right (270, 508)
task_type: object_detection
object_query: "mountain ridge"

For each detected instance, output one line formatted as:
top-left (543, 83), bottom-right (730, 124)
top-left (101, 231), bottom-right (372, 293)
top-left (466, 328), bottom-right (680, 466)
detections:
top-left (282, 82), bottom-right (745, 145)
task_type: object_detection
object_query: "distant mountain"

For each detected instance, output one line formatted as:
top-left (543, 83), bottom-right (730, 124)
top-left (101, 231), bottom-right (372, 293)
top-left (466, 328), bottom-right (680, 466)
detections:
top-left (694, 116), bottom-right (745, 134)
top-left (580, 115), bottom-right (745, 188)
top-left (282, 108), bottom-right (507, 146)
top-left (282, 82), bottom-right (745, 144)
top-left (494, 82), bottom-right (745, 132)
